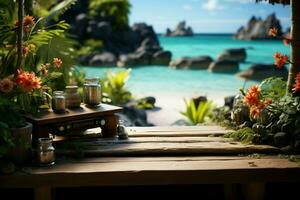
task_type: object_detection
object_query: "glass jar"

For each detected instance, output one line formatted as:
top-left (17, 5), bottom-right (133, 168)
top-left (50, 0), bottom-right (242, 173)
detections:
top-left (52, 91), bottom-right (65, 113)
top-left (65, 85), bottom-right (81, 108)
top-left (84, 78), bottom-right (101, 106)
top-left (36, 138), bottom-right (55, 166)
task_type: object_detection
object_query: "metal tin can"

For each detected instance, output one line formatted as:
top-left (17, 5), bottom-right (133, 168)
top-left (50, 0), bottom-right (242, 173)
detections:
top-left (65, 85), bottom-right (81, 108)
top-left (83, 78), bottom-right (101, 106)
top-left (37, 138), bottom-right (55, 166)
top-left (52, 91), bottom-right (65, 113)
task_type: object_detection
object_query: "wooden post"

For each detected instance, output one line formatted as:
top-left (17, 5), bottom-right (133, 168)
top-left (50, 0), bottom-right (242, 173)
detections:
top-left (34, 186), bottom-right (52, 200)
top-left (287, 0), bottom-right (300, 95)
top-left (244, 183), bottom-right (265, 200)
top-left (16, 0), bottom-right (24, 70)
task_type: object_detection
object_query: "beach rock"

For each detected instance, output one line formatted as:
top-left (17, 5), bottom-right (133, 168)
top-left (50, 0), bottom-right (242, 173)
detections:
top-left (121, 104), bottom-right (152, 126)
top-left (236, 64), bottom-right (288, 81)
top-left (192, 96), bottom-right (207, 107)
top-left (217, 48), bottom-right (247, 62)
top-left (234, 13), bottom-right (283, 40)
top-left (224, 95), bottom-right (235, 109)
top-left (274, 132), bottom-right (289, 147)
top-left (170, 56), bottom-right (213, 69)
top-left (87, 21), bottom-right (112, 40)
top-left (89, 52), bottom-right (116, 66)
top-left (165, 21), bottom-right (194, 37)
top-left (208, 60), bottom-right (239, 73)
top-left (117, 51), bottom-right (151, 66)
top-left (151, 50), bottom-right (172, 65)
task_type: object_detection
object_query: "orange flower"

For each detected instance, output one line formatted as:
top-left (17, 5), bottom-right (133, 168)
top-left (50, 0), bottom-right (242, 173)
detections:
top-left (283, 38), bottom-right (291, 46)
top-left (53, 58), bottom-right (62, 69)
top-left (0, 77), bottom-right (14, 93)
top-left (23, 26), bottom-right (31, 33)
top-left (40, 65), bottom-right (48, 76)
top-left (292, 72), bottom-right (300, 93)
top-left (248, 85), bottom-right (259, 96)
top-left (16, 69), bottom-right (41, 93)
top-left (268, 27), bottom-right (278, 37)
top-left (264, 98), bottom-right (273, 106)
top-left (244, 85), bottom-right (260, 107)
top-left (22, 46), bottom-right (29, 56)
top-left (23, 15), bottom-right (35, 26)
top-left (250, 106), bottom-right (260, 119)
top-left (273, 52), bottom-right (289, 69)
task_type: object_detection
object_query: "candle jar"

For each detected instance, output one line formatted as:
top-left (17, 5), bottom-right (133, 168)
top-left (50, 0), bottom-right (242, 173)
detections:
top-left (84, 78), bottom-right (101, 106)
top-left (52, 91), bottom-right (66, 113)
top-left (65, 85), bottom-right (81, 108)
top-left (36, 138), bottom-right (55, 166)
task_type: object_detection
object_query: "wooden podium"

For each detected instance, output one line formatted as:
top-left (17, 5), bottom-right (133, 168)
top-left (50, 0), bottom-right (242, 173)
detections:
top-left (25, 104), bottom-right (122, 142)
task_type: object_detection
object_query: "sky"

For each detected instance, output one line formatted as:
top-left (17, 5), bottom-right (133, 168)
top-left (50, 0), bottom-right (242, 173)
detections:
top-left (129, 0), bottom-right (290, 33)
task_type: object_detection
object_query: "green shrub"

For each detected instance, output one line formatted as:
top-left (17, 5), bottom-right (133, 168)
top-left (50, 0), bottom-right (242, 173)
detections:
top-left (180, 99), bottom-right (215, 125)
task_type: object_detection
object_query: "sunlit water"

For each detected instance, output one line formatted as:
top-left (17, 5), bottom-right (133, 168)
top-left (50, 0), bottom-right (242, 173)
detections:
top-left (81, 34), bottom-right (290, 124)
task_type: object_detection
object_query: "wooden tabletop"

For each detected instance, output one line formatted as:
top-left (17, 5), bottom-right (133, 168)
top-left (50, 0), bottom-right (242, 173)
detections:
top-left (1, 125), bottom-right (300, 189)
top-left (25, 104), bottom-right (122, 125)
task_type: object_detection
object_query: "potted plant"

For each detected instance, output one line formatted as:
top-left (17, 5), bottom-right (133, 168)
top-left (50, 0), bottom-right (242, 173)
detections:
top-left (0, 95), bottom-right (32, 164)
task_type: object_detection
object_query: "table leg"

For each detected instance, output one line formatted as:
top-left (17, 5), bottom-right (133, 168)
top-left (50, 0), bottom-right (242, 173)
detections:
top-left (101, 114), bottom-right (118, 138)
top-left (244, 183), bottom-right (265, 200)
top-left (34, 186), bottom-right (52, 200)
top-left (224, 184), bottom-right (238, 200)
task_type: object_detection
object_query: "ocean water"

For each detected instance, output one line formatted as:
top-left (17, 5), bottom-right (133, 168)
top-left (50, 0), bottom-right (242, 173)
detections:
top-left (82, 34), bottom-right (290, 100)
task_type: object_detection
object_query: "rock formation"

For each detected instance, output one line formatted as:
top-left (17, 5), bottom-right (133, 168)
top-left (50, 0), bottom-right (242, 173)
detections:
top-left (236, 64), bottom-right (288, 81)
top-left (208, 60), bottom-right (239, 73)
top-left (60, 1), bottom-right (171, 66)
top-left (165, 21), bottom-right (194, 37)
top-left (169, 56), bottom-right (213, 69)
top-left (234, 13), bottom-right (283, 40)
top-left (217, 48), bottom-right (247, 62)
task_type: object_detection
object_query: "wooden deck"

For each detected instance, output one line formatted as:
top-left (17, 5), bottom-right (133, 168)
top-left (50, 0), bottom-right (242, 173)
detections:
top-left (1, 125), bottom-right (300, 200)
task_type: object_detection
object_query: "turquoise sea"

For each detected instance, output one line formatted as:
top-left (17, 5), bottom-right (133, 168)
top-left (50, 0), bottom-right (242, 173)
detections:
top-left (83, 34), bottom-right (290, 101)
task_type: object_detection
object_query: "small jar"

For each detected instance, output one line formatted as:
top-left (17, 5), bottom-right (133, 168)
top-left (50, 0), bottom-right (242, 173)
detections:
top-left (65, 85), bottom-right (81, 108)
top-left (52, 91), bottom-right (65, 113)
top-left (84, 78), bottom-right (101, 106)
top-left (36, 138), bottom-right (55, 166)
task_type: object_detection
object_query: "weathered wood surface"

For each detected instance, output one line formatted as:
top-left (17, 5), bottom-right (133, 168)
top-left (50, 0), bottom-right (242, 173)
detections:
top-left (54, 136), bottom-right (280, 156)
top-left (127, 125), bottom-right (231, 137)
top-left (1, 156), bottom-right (299, 188)
top-left (25, 104), bottom-right (122, 125)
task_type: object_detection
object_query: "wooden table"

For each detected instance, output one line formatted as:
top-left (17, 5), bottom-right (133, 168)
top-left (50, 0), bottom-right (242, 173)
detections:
top-left (1, 126), bottom-right (300, 200)
top-left (25, 104), bottom-right (122, 141)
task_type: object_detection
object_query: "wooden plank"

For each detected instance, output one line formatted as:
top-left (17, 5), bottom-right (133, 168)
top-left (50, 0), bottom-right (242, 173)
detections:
top-left (127, 126), bottom-right (231, 137)
top-left (54, 136), bottom-right (279, 156)
top-left (0, 156), bottom-right (299, 188)
top-left (25, 104), bottom-right (122, 125)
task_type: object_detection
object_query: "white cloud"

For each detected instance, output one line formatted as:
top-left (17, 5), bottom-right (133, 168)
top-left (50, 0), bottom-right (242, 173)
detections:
top-left (202, 0), bottom-right (224, 11)
top-left (183, 4), bottom-right (193, 11)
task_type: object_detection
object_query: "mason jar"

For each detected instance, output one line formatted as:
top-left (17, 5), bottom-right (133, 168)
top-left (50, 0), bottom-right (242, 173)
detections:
top-left (83, 78), bottom-right (101, 106)
top-left (36, 138), bottom-right (55, 166)
top-left (65, 85), bottom-right (81, 108)
top-left (52, 91), bottom-right (65, 113)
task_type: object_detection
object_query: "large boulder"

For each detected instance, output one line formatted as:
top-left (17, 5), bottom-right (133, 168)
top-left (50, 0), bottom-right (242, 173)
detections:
top-left (170, 56), bottom-right (213, 69)
top-left (86, 21), bottom-right (112, 40)
top-left (217, 48), bottom-right (247, 62)
top-left (234, 13), bottom-right (283, 40)
top-left (236, 64), bottom-right (288, 81)
top-left (117, 51), bottom-right (152, 67)
top-left (208, 60), bottom-right (239, 73)
top-left (165, 21), bottom-right (194, 37)
top-left (151, 50), bottom-right (172, 65)
top-left (89, 52), bottom-right (117, 66)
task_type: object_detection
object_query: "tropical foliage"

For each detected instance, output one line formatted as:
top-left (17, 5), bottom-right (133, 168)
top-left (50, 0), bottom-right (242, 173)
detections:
top-left (101, 69), bottom-right (132, 105)
top-left (89, 0), bottom-right (131, 30)
top-left (180, 99), bottom-right (215, 125)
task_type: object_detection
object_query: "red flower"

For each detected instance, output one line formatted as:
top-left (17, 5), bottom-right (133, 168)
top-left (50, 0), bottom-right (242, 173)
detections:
top-left (273, 52), bottom-right (289, 69)
top-left (292, 72), bottom-right (300, 93)
top-left (16, 69), bottom-right (41, 93)
top-left (53, 58), bottom-right (62, 69)
top-left (283, 38), bottom-right (291, 46)
top-left (268, 27), bottom-right (278, 37)
top-left (244, 85), bottom-right (260, 107)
